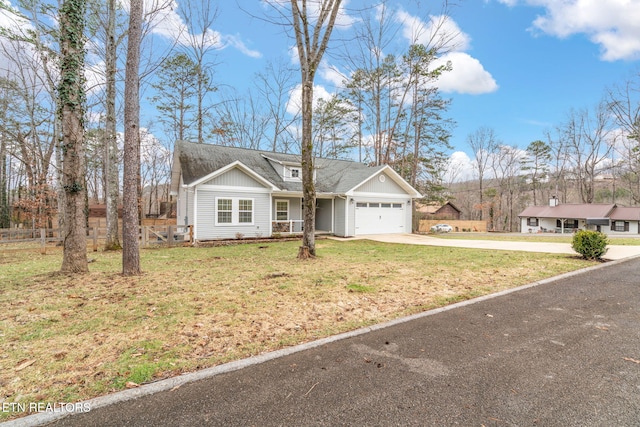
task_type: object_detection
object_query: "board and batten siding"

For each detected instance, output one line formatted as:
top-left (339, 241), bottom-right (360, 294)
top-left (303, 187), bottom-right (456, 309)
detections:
top-left (334, 197), bottom-right (346, 236)
top-left (272, 197), bottom-right (302, 220)
top-left (195, 188), bottom-right (271, 240)
top-left (353, 173), bottom-right (406, 194)
top-left (176, 185), bottom-right (195, 226)
top-left (203, 167), bottom-right (266, 187)
top-left (316, 198), bottom-right (333, 232)
top-left (347, 199), bottom-right (356, 237)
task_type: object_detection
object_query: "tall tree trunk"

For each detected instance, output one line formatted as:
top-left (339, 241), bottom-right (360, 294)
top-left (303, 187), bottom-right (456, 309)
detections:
top-left (288, 0), bottom-right (342, 258)
top-left (0, 136), bottom-right (8, 228)
top-left (122, 0), bottom-right (142, 275)
top-left (104, 0), bottom-right (120, 250)
top-left (59, 0), bottom-right (88, 273)
top-left (300, 79), bottom-right (316, 258)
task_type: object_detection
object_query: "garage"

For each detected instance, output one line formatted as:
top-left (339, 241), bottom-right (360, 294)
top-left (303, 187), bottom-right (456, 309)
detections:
top-left (355, 201), bottom-right (406, 235)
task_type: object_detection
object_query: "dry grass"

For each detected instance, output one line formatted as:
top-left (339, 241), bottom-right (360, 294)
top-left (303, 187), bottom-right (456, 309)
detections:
top-left (432, 232), bottom-right (640, 246)
top-left (0, 238), bottom-right (596, 420)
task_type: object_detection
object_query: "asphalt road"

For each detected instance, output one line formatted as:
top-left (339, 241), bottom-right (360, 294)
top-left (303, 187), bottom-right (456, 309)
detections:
top-left (9, 257), bottom-right (640, 426)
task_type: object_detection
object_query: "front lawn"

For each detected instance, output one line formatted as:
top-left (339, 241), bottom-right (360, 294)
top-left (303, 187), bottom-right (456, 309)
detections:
top-left (432, 233), bottom-right (640, 246)
top-left (0, 239), bottom-right (596, 420)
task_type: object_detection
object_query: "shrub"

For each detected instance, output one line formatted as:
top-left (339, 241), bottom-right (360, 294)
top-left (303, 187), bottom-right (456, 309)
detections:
top-left (571, 230), bottom-right (608, 260)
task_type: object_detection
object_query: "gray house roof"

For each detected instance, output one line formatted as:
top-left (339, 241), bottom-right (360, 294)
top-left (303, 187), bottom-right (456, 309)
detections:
top-left (170, 141), bottom-right (421, 197)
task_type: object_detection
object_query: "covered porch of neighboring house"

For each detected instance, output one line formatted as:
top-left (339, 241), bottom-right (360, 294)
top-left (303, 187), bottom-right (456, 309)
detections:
top-left (271, 196), bottom-right (334, 235)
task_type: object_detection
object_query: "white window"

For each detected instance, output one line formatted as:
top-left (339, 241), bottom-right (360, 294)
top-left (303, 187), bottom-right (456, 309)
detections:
top-left (275, 200), bottom-right (289, 221)
top-left (238, 199), bottom-right (253, 223)
top-left (215, 197), bottom-right (254, 226)
top-left (284, 166), bottom-right (302, 181)
top-left (217, 198), bottom-right (232, 224)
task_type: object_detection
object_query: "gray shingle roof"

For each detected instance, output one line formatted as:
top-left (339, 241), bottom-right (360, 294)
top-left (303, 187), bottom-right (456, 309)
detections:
top-left (173, 141), bottom-right (389, 194)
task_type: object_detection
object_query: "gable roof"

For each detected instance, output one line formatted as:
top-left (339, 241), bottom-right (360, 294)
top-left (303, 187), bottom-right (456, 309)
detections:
top-left (519, 203), bottom-right (616, 219)
top-left (415, 201), bottom-right (462, 215)
top-left (170, 141), bottom-right (421, 197)
top-left (609, 206), bottom-right (640, 220)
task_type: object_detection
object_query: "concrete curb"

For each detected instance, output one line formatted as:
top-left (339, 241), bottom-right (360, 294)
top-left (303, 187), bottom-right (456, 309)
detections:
top-left (3, 255), bottom-right (637, 427)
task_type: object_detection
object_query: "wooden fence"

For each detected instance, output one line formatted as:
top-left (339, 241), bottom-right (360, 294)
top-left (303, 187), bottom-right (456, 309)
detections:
top-left (0, 225), bottom-right (192, 254)
top-left (418, 219), bottom-right (488, 233)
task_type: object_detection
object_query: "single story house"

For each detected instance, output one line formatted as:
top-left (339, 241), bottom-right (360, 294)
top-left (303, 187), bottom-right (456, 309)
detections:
top-left (170, 142), bottom-right (422, 240)
top-left (518, 198), bottom-right (640, 234)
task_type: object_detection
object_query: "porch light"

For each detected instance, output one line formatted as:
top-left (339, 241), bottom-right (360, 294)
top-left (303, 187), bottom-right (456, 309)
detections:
top-left (350, 198), bottom-right (354, 204)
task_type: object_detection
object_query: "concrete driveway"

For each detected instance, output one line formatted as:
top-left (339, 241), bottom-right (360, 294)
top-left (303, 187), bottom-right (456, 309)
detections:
top-left (351, 233), bottom-right (640, 261)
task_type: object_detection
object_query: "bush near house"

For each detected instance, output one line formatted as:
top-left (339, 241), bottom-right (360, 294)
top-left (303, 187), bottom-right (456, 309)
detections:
top-left (572, 229), bottom-right (608, 260)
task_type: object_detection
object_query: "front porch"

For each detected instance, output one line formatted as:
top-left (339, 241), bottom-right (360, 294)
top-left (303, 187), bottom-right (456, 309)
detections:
top-left (271, 219), bottom-right (332, 235)
top-left (272, 197), bottom-right (333, 236)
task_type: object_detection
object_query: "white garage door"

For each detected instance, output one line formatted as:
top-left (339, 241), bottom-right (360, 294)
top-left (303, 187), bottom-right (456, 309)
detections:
top-left (355, 202), bottom-right (406, 235)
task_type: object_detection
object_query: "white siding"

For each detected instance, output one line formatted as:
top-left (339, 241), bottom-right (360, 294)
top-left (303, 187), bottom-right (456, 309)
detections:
top-left (316, 199), bottom-right (333, 232)
top-left (347, 200), bottom-right (356, 236)
top-left (204, 167), bottom-right (265, 187)
top-left (272, 197), bottom-right (302, 220)
top-left (195, 189), bottom-right (270, 240)
top-left (176, 180), bottom-right (194, 226)
top-left (334, 198), bottom-right (346, 236)
top-left (354, 173), bottom-right (406, 194)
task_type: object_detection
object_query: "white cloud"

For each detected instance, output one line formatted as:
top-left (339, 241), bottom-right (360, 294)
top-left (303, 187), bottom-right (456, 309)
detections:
top-left (496, 0), bottom-right (518, 6)
top-left (523, 0), bottom-right (640, 61)
top-left (319, 63), bottom-right (346, 89)
top-left (285, 83), bottom-right (333, 115)
top-left (261, 0), bottom-right (357, 29)
top-left (446, 151), bottom-right (475, 183)
top-left (395, 10), bottom-right (471, 52)
top-left (145, 0), bottom-right (261, 58)
top-left (434, 52), bottom-right (498, 95)
top-left (395, 9), bottom-right (497, 95)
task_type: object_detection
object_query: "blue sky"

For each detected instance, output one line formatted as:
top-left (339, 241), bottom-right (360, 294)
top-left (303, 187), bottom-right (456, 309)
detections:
top-left (1, 0), bottom-right (639, 173)
top-left (199, 0), bottom-right (640, 165)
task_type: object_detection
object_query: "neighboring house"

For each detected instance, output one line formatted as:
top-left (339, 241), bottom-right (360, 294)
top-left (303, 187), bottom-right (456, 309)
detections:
top-left (518, 198), bottom-right (640, 234)
top-left (170, 142), bottom-right (422, 240)
top-left (416, 202), bottom-right (462, 220)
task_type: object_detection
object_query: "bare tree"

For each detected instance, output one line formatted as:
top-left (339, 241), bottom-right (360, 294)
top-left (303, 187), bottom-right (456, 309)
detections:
top-left (491, 144), bottom-right (523, 231)
top-left (562, 103), bottom-right (615, 204)
top-left (255, 59), bottom-right (300, 152)
top-left (285, 0), bottom-right (343, 258)
top-left (122, 0), bottom-right (143, 276)
top-left (214, 90), bottom-right (270, 149)
top-left (545, 129), bottom-right (570, 203)
top-left (607, 74), bottom-right (640, 203)
top-left (59, 0), bottom-right (88, 273)
top-left (104, 0), bottom-right (121, 250)
top-left (467, 127), bottom-right (498, 220)
top-left (177, 0), bottom-right (219, 144)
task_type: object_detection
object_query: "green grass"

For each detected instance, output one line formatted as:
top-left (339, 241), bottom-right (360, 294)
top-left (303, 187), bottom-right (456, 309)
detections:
top-left (431, 232), bottom-right (640, 245)
top-left (0, 238), bottom-right (598, 421)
